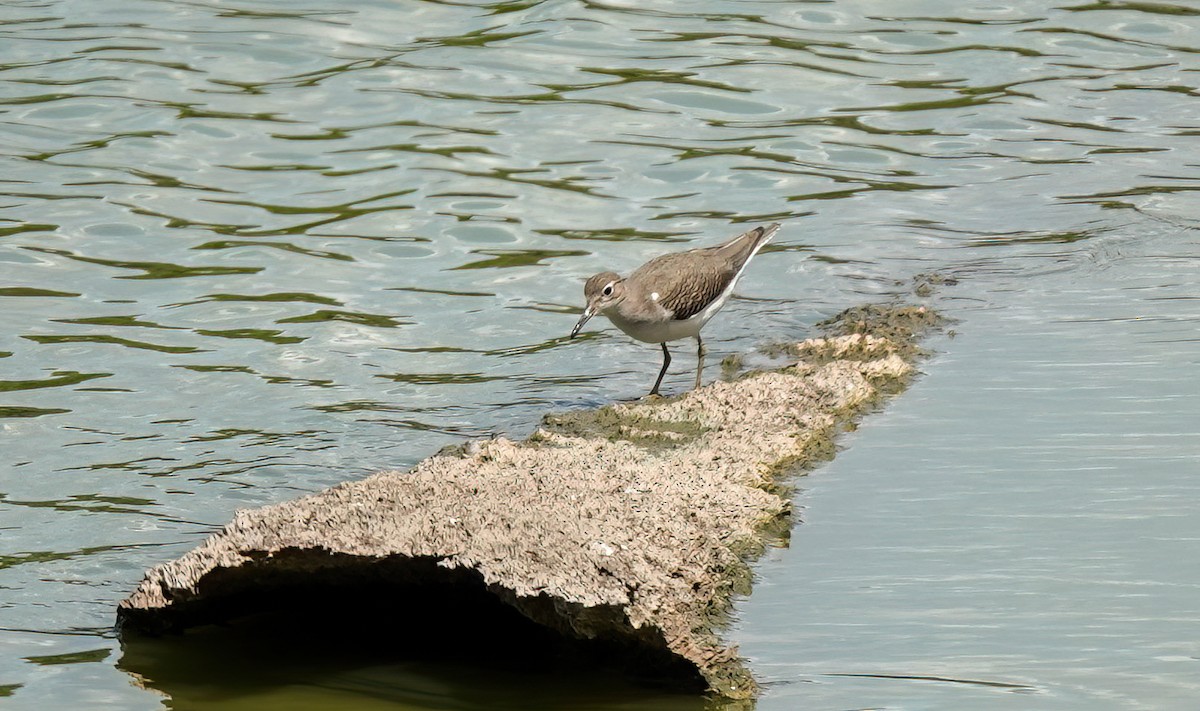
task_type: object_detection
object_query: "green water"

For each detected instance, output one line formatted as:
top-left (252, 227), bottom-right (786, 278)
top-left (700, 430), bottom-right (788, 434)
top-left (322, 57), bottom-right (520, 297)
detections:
top-left (2, 0), bottom-right (1197, 708)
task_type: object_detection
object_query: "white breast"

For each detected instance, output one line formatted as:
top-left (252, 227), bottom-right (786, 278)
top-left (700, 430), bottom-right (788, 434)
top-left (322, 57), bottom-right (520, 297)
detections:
top-left (605, 309), bottom-right (704, 343)
top-left (603, 286), bottom-right (731, 343)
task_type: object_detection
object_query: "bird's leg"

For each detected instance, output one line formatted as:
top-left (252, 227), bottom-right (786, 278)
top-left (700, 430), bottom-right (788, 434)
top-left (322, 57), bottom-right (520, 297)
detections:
top-left (650, 342), bottom-right (671, 396)
top-left (694, 335), bottom-right (705, 390)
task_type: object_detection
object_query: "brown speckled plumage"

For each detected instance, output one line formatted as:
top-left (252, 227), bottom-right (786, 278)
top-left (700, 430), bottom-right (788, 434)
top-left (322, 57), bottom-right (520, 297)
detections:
top-left (634, 252), bottom-right (736, 320)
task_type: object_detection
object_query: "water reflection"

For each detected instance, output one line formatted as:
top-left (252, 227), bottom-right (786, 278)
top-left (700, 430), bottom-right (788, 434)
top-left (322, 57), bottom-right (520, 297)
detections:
top-left (2, 0), bottom-right (1198, 707)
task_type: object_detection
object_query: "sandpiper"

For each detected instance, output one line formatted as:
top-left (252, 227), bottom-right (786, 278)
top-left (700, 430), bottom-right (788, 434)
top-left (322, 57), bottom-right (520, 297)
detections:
top-left (570, 223), bottom-right (780, 396)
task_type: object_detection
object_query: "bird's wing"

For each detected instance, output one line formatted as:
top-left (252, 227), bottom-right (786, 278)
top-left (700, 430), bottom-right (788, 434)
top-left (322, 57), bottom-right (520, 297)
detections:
top-left (638, 253), bottom-right (733, 321)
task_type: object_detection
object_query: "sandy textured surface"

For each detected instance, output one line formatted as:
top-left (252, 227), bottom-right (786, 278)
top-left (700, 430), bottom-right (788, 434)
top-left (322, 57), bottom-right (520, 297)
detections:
top-left (118, 304), bottom-right (941, 699)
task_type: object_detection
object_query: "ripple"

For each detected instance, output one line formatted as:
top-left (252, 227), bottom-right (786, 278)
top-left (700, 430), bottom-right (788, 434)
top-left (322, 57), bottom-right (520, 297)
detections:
top-left (333, 141), bottom-right (497, 159)
top-left (192, 239), bottom-right (355, 262)
top-left (568, 66), bottom-right (753, 94)
top-left (446, 224), bottom-right (520, 244)
top-left (432, 165), bottom-right (619, 196)
top-left (172, 364), bottom-right (335, 388)
top-left (0, 371), bottom-right (110, 392)
top-left (375, 371), bottom-right (507, 385)
top-left (4, 1), bottom-right (1200, 706)
top-left (389, 286), bottom-right (495, 297)
top-left (181, 427), bottom-right (337, 447)
top-left (385, 83), bottom-right (676, 114)
top-left (707, 113), bottom-right (943, 135)
top-left (451, 248), bottom-right (589, 270)
top-left (1061, 2), bottom-right (1200, 17)
top-left (654, 90), bottom-right (779, 114)
top-left (1028, 117), bottom-right (1128, 133)
top-left (23, 247), bottom-right (263, 279)
top-left (0, 493), bottom-right (154, 517)
top-left (274, 309), bottom-right (407, 327)
top-left (172, 291), bottom-right (343, 307)
top-left (192, 328), bottom-right (305, 345)
top-left (22, 334), bottom-right (205, 354)
top-left (963, 228), bottom-right (1109, 248)
top-left (876, 43), bottom-right (1052, 58)
top-left (828, 672), bottom-right (1036, 691)
top-left (1022, 26), bottom-right (1200, 54)
top-left (0, 286), bottom-right (78, 297)
top-left (0, 222), bottom-right (56, 238)
top-left (92, 167), bottom-right (231, 193)
top-left (271, 119), bottom-right (500, 142)
top-left (414, 25), bottom-right (540, 49)
top-left (66, 454), bottom-right (294, 480)
top-left (0, 406), bottom-right (70, 419)
top-left (536, 226), bottom-right (692, 243)
top-left (23, 648), bottom-right (111, 666)
top-left (53, 315), bottom-right (181, 329)
top-left (0, 544), bottom-right (134, 571)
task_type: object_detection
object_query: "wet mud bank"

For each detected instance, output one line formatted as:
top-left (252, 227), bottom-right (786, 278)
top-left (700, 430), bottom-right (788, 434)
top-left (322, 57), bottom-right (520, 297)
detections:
top-left (117, 304), bottom-right (943, 699)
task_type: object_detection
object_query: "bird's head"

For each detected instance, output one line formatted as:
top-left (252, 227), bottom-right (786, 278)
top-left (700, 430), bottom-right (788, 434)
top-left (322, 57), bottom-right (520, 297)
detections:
top-left (570, 271), bottom-right (624, 338)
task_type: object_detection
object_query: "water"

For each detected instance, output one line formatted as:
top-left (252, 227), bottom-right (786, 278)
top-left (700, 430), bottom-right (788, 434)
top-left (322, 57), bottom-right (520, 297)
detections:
top-left (743, 224), bottom-right (1200, 709)
top-left (1, 0), bottom-right (1197, 708)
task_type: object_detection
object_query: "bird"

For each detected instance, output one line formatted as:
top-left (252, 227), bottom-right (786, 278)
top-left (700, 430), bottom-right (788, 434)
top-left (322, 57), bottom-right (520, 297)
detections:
top-left (570, 223), bottom-right (780, 396)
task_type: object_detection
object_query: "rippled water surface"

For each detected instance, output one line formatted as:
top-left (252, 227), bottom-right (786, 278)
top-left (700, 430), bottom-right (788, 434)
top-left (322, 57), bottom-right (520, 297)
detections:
top-left (2, 0), bottom-right (1197, 708)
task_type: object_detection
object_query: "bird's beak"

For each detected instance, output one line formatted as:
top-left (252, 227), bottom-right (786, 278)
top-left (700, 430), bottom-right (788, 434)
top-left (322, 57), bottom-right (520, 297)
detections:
top-left (570, 306), bottom-right (594, 339)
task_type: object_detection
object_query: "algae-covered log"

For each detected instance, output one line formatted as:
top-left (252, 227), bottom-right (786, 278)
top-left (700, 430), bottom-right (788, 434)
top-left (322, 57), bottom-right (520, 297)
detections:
top-left (117, 305), bottom-right (942, 699)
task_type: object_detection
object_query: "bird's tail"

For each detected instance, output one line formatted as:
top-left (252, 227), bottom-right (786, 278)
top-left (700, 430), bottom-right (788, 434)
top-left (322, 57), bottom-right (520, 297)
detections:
top-left (717, 222), bottom-right (780, 271)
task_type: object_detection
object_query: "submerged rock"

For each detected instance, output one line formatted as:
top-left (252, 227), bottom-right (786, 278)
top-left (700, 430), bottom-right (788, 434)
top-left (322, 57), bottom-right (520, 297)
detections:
top-left (117, 304), bottom-right (942, 699)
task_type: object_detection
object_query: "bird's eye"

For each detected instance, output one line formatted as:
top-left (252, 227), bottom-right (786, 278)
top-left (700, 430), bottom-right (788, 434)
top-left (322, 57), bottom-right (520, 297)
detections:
top-left (602, 284), bottom-right (613, 296)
